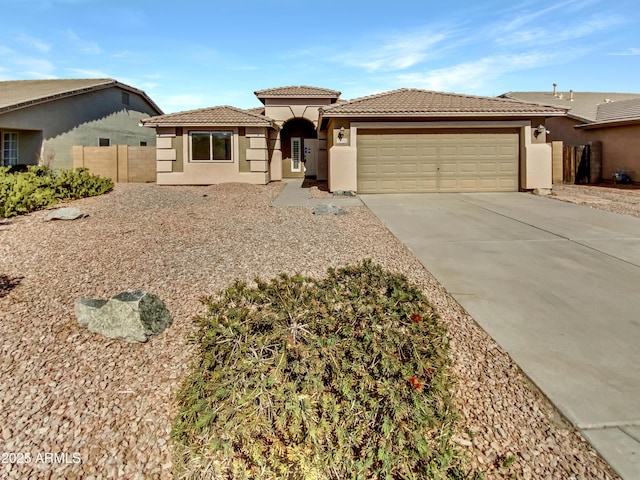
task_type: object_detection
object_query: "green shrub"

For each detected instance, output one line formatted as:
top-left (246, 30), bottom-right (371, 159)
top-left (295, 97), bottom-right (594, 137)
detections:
top-left (174, 261), bottom-right (476, 480)
top-left (55, 167), bottom-right (113, 200)
top-left (0, 166), bottom-right (113, 218)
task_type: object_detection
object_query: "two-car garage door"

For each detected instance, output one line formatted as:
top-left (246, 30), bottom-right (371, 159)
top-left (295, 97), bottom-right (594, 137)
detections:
top-left (357, 129), bottom-right (520, 193)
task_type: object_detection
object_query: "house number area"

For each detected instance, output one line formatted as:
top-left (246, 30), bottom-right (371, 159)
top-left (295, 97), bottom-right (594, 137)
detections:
top-left (1, 452), bottom-right (82, 464)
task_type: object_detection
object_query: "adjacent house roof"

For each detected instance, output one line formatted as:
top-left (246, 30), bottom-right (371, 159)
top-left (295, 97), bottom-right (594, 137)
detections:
top-left (319, 88), bottom-right (565, 124)
top-left (576, 97), bottom-right (640, 129)
top-left (500, 91), bottom-right (640, 123)
top-left (142, 105), bottom-right (278, 128)
top-left (0, 78), bottom-right (163, 115)
top-left (255, 86), bottom-right (341, 101)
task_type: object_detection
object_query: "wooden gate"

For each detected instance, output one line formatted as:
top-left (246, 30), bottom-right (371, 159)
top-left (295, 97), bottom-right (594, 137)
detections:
top-left (562, 142), bottom-right (602, 184)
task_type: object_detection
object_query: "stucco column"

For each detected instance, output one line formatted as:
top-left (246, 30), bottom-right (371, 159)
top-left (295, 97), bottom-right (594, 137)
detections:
top-left (269, 130), bottom-right (283, 181)
top-left (328, 146), bottom-right (357, 192)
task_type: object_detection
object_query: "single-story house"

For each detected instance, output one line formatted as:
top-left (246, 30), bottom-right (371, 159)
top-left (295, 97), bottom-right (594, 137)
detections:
top-left (142, 86), bottom-right (566, 193)
top-left (0, 79), bottom-right (163, 170)
top-left (501, 88), bottom-right (640, 181)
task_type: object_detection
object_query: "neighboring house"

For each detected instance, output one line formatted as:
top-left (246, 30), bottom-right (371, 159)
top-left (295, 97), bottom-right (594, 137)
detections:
top-left (0, 79), bottom-right (163, 170)
top-left (142, 86), bottom-right (565, 193)
top-left (500, 88), bottom-right (640, 181)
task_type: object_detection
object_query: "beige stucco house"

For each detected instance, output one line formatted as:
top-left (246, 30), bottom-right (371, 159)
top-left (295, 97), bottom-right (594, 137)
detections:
top-left (142, 86), bottom-right (565, 193)
top-left (0, 79), bottom-right (162, 170)
top-left (501, 89), bottom-right (640, 182)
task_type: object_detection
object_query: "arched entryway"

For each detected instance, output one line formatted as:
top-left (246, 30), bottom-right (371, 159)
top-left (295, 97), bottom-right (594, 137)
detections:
top-left (280, 118), bottom-right (318, 178)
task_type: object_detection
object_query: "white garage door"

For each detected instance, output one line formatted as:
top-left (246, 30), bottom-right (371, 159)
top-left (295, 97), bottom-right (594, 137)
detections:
top-left (357, 129), bottom-right (519, 193)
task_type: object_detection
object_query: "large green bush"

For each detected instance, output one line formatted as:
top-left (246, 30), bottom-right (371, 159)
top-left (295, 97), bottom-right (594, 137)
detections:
top-left (0, 166), bottom-right (113, 217)
top-left (174, 261), bottom-right (476, 480)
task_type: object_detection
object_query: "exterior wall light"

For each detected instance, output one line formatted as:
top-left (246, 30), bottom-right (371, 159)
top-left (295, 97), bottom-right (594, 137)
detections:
top-left (534, 125), bottom-right (546, 138)
top-left (337, 126), bottom-right (345, 140)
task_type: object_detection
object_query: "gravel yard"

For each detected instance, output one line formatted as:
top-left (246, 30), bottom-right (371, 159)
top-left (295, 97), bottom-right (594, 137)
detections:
top-left (0, 182), bottom-right (622, 479)
top-left (550, 183), bottom-right (640, 218)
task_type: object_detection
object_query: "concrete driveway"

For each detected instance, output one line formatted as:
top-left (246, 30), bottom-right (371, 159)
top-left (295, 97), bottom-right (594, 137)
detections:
top-left (361, 192), bottom-right (640, 479)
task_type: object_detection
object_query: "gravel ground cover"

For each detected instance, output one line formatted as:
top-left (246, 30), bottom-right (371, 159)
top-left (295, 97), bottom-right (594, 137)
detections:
top-left (0, 182), bottom-right (622, 479)
top-left (550, 183), bottom-right (640, 218)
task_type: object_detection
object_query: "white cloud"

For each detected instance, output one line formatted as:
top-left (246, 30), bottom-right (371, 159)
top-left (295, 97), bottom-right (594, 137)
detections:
top-left (67, 68), bottom-right (111, 78)
top-left (156, 94), bottom-right (207, 112)
top-left (16, 34), bottom-right (51, 53)
top-left (501, 0), bottom-right (601, 32)
top-left (495, 14), bottom-right (625, 47)
top-left (13, 57), bottom-right (56, 78)
top-left (610, 47), bottom-right (640, 56)
top-left (330, 28), bottom-right (457, 72)
top-left (66, 29), bottom-right (102, 55)
top-left (396, 52), bottom-right (561, 93)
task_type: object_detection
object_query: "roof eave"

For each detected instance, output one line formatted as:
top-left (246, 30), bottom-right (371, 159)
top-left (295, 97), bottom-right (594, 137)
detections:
top-left (575, 117), bottom-right (640, 130)
top-left (0, 79), bottom-right (164, 116)
top-left (320, 111), bottom-right (566, 118)
top-left (142, 121), bottom-right (278, 129)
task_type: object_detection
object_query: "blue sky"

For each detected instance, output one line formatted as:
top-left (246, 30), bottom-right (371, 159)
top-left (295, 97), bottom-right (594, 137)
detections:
top-left (1, 0), bottom-right (639, 113)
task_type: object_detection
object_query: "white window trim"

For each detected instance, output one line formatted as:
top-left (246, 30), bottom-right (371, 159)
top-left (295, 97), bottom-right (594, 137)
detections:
top-left (2, 132), bottom-right (19, 166)
top-left (189, 130), bottom-right (234, 163)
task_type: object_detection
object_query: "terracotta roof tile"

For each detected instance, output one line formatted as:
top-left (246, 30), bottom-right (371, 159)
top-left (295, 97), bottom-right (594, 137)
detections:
top-left (255, 86), bottom-right (341, 99)
top-left (0, 78), bottom-right (162, 114)
top-left (142, 105), bottom-right (277, 128)
top-left (321, 88), bottom-right (565, 118)
top-left (500, 91), bottom-right (640, 122)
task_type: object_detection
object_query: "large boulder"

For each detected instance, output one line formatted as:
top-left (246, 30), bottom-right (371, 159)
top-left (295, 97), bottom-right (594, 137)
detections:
top-left (75, 290), bottom-right (172, 343)
top-left (312, 203), bottom-right (348, 215)
top-left (45, 207), bottom-right (88, 221)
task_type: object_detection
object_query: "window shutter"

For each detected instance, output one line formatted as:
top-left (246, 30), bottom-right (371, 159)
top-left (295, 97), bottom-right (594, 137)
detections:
top-left (291, 137), bottom-right (302, 172)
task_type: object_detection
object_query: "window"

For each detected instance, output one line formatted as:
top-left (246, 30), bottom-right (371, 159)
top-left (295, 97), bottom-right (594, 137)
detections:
top-left (99, 138), bottom-right (110, 146)
top-left (122, 92), bottom-right (130, 106)
top-left (291, 137), bottom-right (302, 172)
top-left (190, 131), bottom-right (233, 162)
top-left (2, 132), bottom-right (19, 166)
top-left (140, 141), bottom-right (147, 146)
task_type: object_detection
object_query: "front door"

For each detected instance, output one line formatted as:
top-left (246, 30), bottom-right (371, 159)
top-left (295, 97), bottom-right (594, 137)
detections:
top-left (304, 139), bottom-right (318, 178)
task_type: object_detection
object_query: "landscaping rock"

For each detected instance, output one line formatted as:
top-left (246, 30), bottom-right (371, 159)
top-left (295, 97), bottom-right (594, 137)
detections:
top-left (332, 190), bottom-right (356, 197)
top-left (45, 207), bottom-right (88, 221)
top-left (312, 203), bottom-right (348, 215)
top-left (75, 290), bottom-right (172, 343)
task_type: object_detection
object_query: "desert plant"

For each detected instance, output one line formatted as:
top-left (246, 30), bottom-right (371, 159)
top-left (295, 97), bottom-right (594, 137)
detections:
top-left (54, 167), bottom-right (113, 199)
top-left (0, 166), bottom-right (113, 218)
top-left (173, 261), bottom-right (476, 480)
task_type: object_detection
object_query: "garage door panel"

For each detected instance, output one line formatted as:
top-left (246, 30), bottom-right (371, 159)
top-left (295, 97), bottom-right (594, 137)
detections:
top-left (480, 163), bottom-right (497, 173)
top-left (400, 163), bottom-right (419, 174)
top-left (460, 162), bottom-right (479, 173)
top-left (499, 162), bottom-right (517, 173)
top-left (440, 162), bottom-right (459, 174)
top-left (357, 130), bottom-right (519, 193)
top-left (420, 163), bottom-right (437, 174)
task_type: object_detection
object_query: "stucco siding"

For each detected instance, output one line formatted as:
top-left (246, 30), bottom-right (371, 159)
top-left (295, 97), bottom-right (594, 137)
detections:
top-left (548, 117), bottom-right (640, 181)
top-left (0, 86), bottom-right (157, 169)
top-left (593, 124), bottom-right (640, 179)
top-left (153, 127), bottom-right (270, 185)
top-left (547, 117), bottom-right (591, 146)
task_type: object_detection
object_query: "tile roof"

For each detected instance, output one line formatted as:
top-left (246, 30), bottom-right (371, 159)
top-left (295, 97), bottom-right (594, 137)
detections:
top-left (320, 88), bottom-right (566, 119)
top-left (244, 106), bottom-right (266, 116)
top-left (500, 91), bottom-right (640, 122)
top-left (254, 86), bottom-right (341, 99)
top-left (0, 78), bottom-right (163, 114)
top-left (595, 97), bottom-right (640, 122)
top-left (142, 105), bottom-right (277, 128)
top-left (575, 97), bottom-right (640, 129)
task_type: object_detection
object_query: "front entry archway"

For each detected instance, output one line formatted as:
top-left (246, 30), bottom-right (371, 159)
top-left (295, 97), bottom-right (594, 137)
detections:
top-left (280, 118), bottom-right (317, 178)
